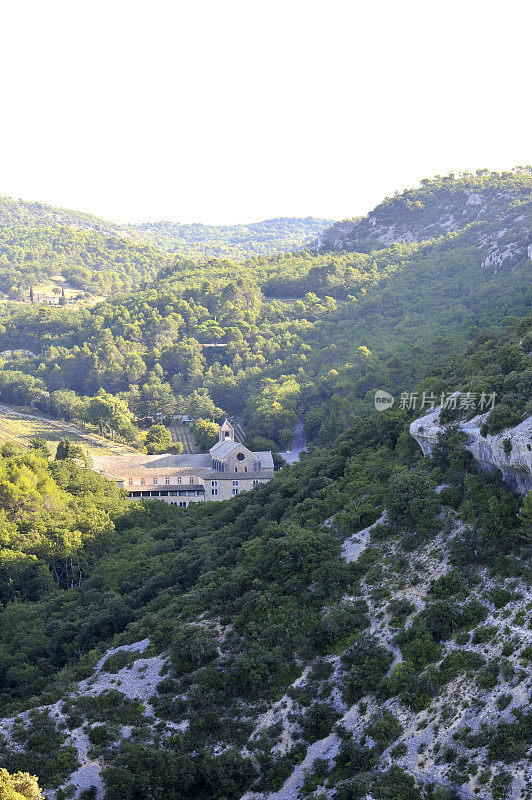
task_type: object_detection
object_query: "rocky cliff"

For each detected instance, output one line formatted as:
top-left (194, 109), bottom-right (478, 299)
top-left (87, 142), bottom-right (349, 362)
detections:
top-left (311, 170), bottom-right (532, 274)
top-left (410, 407), bottom-right (532, 495)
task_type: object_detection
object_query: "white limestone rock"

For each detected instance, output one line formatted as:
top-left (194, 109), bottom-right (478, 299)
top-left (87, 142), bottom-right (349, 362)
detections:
top-left (410, 406), bottom-right (532, 494)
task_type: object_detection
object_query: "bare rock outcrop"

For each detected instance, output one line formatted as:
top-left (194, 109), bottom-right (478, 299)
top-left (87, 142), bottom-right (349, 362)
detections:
top-left (410, 406), bottom-right (532, 494)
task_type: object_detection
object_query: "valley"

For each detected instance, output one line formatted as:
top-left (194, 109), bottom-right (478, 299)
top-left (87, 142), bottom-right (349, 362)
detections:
top-left (0, 170), bottom-right (528, 800)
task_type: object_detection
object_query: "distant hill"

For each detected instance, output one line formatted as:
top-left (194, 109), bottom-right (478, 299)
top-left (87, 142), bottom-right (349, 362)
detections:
top-left (0, 196), bottom-right (333, 297)
top-left (130, 216), bottom-right (334, 260)
top-left (0, 196), bottom-right (133, 237)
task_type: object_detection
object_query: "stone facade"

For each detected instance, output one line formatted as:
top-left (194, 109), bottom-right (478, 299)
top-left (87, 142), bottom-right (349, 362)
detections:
top-left (91, 420), bottom-right (274, 506)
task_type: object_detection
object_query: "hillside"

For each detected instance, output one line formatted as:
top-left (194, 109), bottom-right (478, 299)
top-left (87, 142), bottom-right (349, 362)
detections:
top-left (0, 395), bottom-right (528, 800)
top-left (0, 197), bottom-right (133, 238)
top-left (131, 217), bottom-right (334, 260)
top-left (313, 168), bottom-right (531, 269)
top-left (0, 196), bottom-right (332, 298)
top-left (0, 171), bottom-right (529, 800)
top-left (0, 171), bottom-right (528, 451)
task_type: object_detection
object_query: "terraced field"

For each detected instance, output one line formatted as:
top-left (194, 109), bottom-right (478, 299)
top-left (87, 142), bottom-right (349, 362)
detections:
top-left (169, 423), bottom-right (198, 453)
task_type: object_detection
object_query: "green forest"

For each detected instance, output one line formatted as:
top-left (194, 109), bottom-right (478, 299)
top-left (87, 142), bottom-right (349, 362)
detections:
top-left (0, 198), bottom-right (330, 297)
top-left (0, 170), bottom-right (529, 800)
top-left (0, 169), bottom-right (529, 451)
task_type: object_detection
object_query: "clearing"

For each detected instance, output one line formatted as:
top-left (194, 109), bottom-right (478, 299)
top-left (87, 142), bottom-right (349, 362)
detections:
top-left (0, 404), bottom-right (136, 458)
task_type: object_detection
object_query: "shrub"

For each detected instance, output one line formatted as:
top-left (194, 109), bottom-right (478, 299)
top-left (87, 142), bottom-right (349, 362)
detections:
top-left (88, 725), bottom-right (112, 745)
top-left (0, 711), bottom-right (79, 788)
top-left (398, 624), bottom-right (442, 670)
top-left (313, 600), bottom-right (369, 652)
top-left (0, 769), bottom-right (43, 800)
top-left (386, 470), bottom-right (440, 533)
top-left (484, 405), bottom-right (522, 435)
top-left (438, 485), bottom-right (464, 509)
top-left (423, 602), bottom-right (462, 641)
top-left (387, 599), bottom-right (416, 627)
top-left (383, 661), bottom-right (437, 710)
top-left (488, 587), bottom-right (513, 609)
top-left (101, 650), bottom-right (134, 674)
top-left (340, 634), bottom-right (393, 704)
top-left (170, 626), bottom-right (218, 673)
top-left (300, 703), bottom-right (340, 743)
top-left (71, 690), bottom-right (146, 726)
top-left (491, 771), bottom-right (513, 800)
top-left (364, 710), bottom-right (403, 751)
top-left (79, 788), bottom-right (97, 800)
top-left (476, 661), bottom-right (500, 690)
top-left (333, 738), bottom-right (377, 779)
top-left (460, 599), bottom-right (489, 630)
top-left (496, 694), bottom-right (512, 711)
top-left (430, 571), bottom-right (465, 599)
top-left (438, 650), bottom-right (485, 684)
top-left (370, 765), bottom-right (422, 800)
top-left (370, 524), bottom-right (392, 540)
top-left (390, 742), bottom-right (408, 758)
top-left (486, 711), bottom-right (531, 762)
top-left (472, 625), bottom-right (497, 644)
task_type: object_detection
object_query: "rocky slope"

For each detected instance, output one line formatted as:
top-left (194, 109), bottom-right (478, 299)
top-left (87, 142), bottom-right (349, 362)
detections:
top-left (2, 507), bottom-right (529, 800)
top-left (312, 169), bottom-right (532, 273)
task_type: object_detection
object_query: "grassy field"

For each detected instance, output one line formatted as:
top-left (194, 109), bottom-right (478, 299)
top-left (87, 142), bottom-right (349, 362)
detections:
top-left (30, 277), bottom-right (106, 305)
top-left (0, 406), bottom-right (136, 459)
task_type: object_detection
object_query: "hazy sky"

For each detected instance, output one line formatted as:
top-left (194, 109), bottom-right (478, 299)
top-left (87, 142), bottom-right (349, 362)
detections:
top-left (0, 0), bottom-right (530, 224)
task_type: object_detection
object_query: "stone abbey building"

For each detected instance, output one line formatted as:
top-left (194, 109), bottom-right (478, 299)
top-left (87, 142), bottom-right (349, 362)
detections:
top-left (92, 420), bottom-right (274, 506)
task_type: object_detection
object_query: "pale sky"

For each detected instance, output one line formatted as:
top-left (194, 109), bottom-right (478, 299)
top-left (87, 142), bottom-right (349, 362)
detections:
top-left (0, 0), bottom-right (530, 225)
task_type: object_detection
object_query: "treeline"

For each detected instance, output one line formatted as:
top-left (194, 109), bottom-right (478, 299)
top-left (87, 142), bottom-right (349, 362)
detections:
top-left (131, 216), bottom-right (333, 260)
top-left (0, 195), bottom-right (332, 298)
top-left (0, 223), bottom-right (173, 297)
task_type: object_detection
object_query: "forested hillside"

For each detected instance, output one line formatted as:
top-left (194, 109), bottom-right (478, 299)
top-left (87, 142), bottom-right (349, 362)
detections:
top-left (0, 170), bottom-right (529, 799)
top-left (314, 168), bottom-right (531, 265)
top-left (0, 363), bottom-right (528, 800)
top-left (0, 196), bottom-right (331, 298)
top-left (0, 170), bottom-right (529, 450)
top-left (131, 217), bottom-right (334, 260)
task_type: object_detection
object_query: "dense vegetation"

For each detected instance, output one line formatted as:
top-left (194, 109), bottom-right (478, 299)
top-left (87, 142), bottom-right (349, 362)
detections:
top-left (0, 171), bottom-right (529, 800)
top-left (0, 399), bottom-right (528, 798)
top-left (0, 767), bottom-right (42, 800)
top-left (0, 197), bottom-right (330, 297)
top-left (131, 217), bottom-right (334, 260)
top-left (0, 170), bottom-right (529, 450)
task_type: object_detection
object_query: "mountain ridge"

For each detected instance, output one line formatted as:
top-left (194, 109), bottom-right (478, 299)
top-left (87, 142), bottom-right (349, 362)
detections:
top-left (312, 168), bottom-right (531, 271)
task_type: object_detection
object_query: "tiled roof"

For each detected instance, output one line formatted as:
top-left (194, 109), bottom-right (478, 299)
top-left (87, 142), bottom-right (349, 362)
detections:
top-left (254, 451), bottom-right (275, 470)
top-left (92, 453), bottom-right (212, 478)
top-left (209, 440), bottom-right (240, 458)
top-left (91, 449), bottom-right (274, 478)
